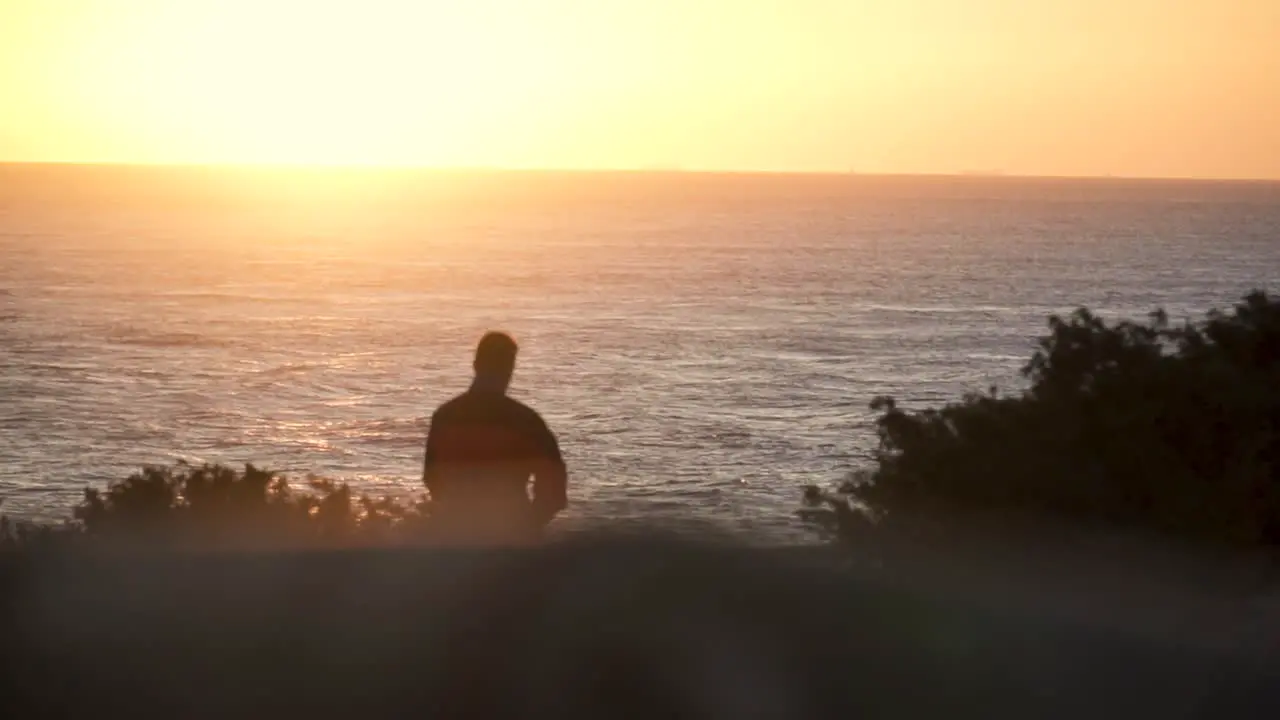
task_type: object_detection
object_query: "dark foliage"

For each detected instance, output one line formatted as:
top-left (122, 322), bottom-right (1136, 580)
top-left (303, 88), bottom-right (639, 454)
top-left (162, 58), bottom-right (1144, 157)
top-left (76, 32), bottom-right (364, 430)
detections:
top-left (1, 499), bottom-right (77, 552)
top-left (808, 291), bottom-right (1280, 547)
top-left (3, 462), bottom-right (429, 550)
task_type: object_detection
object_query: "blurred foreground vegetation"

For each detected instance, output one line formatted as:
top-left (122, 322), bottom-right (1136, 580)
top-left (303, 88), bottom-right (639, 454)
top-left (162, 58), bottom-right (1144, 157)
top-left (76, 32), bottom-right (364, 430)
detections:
top-left (804, 290), bottom-right (1280, 549)
top-left (5, 291), bottom-right (1279, 552)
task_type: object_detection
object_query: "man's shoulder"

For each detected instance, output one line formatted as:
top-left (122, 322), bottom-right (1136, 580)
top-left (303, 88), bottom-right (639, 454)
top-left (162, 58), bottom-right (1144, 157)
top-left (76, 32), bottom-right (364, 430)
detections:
top-left (431, 391), bottom-right (546, 425)
top-left (430, 392), bottom-right (471, 418)
top-left (498, 394), bottom-right (549, 426)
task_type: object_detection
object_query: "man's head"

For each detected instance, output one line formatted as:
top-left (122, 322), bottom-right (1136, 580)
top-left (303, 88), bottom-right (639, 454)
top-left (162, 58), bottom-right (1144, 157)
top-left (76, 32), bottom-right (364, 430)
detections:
top-left (473, 331), bottom-right (518, 391)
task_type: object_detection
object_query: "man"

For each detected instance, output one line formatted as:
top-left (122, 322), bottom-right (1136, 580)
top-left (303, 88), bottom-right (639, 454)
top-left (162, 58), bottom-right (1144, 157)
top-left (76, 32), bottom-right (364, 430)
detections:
top-left (422, 332), bottom-right (567, 544)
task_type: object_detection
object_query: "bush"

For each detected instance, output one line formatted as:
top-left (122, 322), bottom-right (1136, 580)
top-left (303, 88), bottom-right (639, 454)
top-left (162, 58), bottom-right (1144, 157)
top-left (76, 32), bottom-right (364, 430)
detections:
top-left (3, 462), bottom-right (430, 551)
top-left (815, 290), bottom-right (1280, 547)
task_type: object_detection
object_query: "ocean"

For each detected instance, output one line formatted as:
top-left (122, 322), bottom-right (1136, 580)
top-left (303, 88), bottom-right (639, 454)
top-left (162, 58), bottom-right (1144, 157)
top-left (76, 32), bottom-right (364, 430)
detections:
top-left (2, 165), bottom-right (1278, 540)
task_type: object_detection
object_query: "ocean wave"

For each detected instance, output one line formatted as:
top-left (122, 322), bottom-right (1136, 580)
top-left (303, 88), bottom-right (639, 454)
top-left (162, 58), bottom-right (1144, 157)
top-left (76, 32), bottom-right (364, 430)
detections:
top-left (336, 418), bottom-right (426, 448)
top-left (862, 303), bottom-right (1021, 315)
top-left (105, 326), bottom-right (226, 348)
top-left (153, 290), bottom-right (325, 305)
top-left (254, 361), bottom-right (329, 377)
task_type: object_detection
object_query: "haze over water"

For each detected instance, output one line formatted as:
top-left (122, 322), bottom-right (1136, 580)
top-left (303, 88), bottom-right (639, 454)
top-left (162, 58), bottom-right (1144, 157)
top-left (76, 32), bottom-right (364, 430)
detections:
top-left (2, 166), bottom-right (1278, 539)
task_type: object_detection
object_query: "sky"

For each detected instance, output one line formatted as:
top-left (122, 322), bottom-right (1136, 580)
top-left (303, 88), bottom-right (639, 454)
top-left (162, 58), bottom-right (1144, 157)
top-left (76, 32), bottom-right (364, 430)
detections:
top-left (1, 0), bottom-right (1278, 178)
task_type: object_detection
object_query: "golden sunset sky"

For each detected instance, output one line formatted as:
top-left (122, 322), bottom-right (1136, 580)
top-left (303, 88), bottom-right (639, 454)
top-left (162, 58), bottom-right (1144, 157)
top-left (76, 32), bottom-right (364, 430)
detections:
top-left (2, 0), bottom-right (1277, 178)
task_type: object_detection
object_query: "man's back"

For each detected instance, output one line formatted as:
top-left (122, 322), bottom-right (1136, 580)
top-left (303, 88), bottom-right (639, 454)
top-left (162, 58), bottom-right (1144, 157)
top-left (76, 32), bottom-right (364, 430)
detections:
top-left (424, 387), bottom-right (566, 543)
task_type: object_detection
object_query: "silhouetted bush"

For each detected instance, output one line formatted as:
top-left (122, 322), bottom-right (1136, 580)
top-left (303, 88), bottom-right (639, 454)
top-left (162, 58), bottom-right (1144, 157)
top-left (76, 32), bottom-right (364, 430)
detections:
top-left (807, 291), bottom-right (1280, 547)
top-left (2, 500), bottom-right (70, 552)
top-left (2, 462), bottom-right (429, 551)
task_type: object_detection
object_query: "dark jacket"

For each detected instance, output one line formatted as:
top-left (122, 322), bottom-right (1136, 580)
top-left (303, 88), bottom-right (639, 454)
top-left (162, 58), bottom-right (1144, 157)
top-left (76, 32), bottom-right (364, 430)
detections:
top-left (423, 386), bottom-right (567, 542)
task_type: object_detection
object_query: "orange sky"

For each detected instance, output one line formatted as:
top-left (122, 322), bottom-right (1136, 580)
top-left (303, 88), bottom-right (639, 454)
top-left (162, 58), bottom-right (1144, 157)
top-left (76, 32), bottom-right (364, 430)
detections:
top-left (2, 0), bottom-right (1277, 178)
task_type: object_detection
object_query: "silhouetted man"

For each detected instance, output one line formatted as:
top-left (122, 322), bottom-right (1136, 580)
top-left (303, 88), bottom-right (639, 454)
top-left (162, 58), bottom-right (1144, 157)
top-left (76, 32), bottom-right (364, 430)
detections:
top-left (422, 332), bottom-right (567, 544)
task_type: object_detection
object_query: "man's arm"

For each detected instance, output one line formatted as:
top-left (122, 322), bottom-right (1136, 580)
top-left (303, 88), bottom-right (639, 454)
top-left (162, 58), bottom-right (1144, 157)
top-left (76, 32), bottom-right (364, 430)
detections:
top-left (529, 413), bottom-right (567, 527)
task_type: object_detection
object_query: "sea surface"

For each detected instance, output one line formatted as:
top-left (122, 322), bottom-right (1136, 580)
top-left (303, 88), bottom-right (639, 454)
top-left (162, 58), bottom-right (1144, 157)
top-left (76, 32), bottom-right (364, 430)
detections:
top-left (2, 166), bottom-right (1278, 540)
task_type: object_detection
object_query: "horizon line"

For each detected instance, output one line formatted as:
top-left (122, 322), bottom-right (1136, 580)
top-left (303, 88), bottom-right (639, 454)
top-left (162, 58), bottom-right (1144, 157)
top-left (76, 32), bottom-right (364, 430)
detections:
top-left (2, 160), bottom-right (1279, 185)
